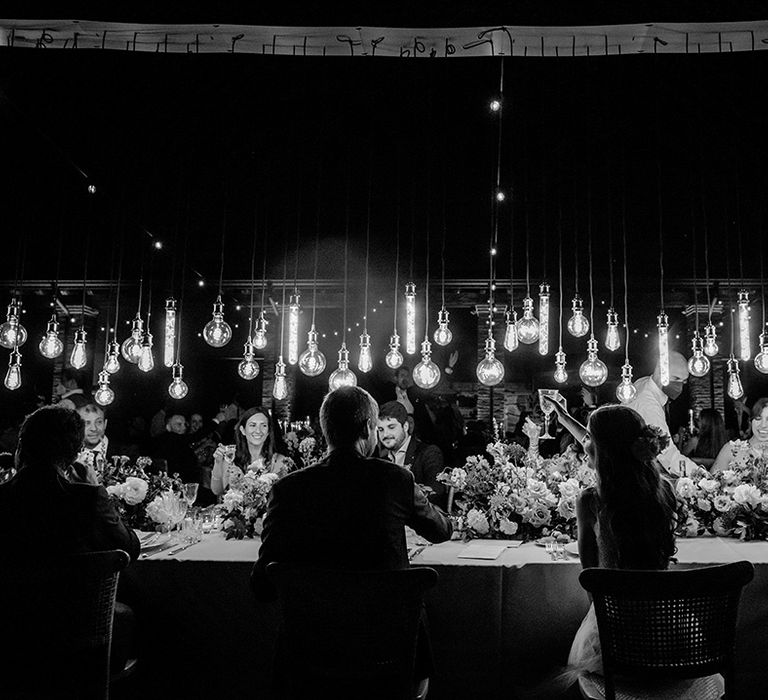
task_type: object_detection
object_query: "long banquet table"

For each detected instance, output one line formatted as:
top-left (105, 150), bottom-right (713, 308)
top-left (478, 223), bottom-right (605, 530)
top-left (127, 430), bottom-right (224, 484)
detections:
top-left (120, 536), bottom-right (768, 699)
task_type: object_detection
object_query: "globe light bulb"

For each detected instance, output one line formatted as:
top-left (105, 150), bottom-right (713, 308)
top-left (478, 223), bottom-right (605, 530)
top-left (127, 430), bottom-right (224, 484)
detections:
top-left (405, 283), bottom-right (417, 355)
top-left (616, 362), bottom-right (637, 403)
top-left (358, 332), bottom-right (373, 373)
top-left (70, 328), bottom-right (88, 370)
top-left (4, 348), bottom-right (22, 391)
top-left (164, 297), bottom-right (177, 368)
top-left (385, 333), bottom-right (404, 370)
top-left (433, 308), bottom-right (452, 346)
top-left (121, 315), bottom-right (144, 363)
top-left (567, 295), bottom-right (590, 338)
top-left (329, 343), bottom-right (358, 390)
top-left (237, 341), bottom-right (260, 380)
top-left (413, 339), bottom-right (440, 390)
top-left (298, 326), bottom-right (327, 377)
top-left (94, 370), bottom-right (115, 407)
top-left (504, 310), bottom-right (519, 352)
top-left (137, 332), bottom-right (154, 373)
top-left (703, 322), bottom-right (719, 357)
top-left (726, 356), bottom-right (744, 400)
top-left (489, 98), bottom-right (502, 112)
top-left (0, 300), bottom-right (27, 349)
top-left (754, 333), bottom-right (768, 374)
top-left (168, 363), bottom-right (189, 399)
top-left (516, 296), bottom-right (539, 344)
top-left (554, 348), bottom-right (568, 384)
top-left (737, 289), bottom-right (751, 361)
top-left (604, 308), bottom-right (621, 352)
top-left (38, 315), bottom-right (64, 359)
top-left (579, 337), bottom-right (608, 387)
top-left (287, 293), bottom-right (301, 365)
top-left (687, 332), bottom-right (710, 378)
top-left (476, 335), bottom-right (505, 387)
top-left (538, 283), bottom-right (550, 356)
top-left (273, 356), bottom-right (289, 400)
top-left (104, 340), bottom-right (121, 374)
top-left (252, 313), bottom-right (268, 350)
top-left (657, 311), bottom-right (670, 387)
top-left (203, 295), bottom-right (232, 348)
top-left (495, 190), bottom-right (506, 203)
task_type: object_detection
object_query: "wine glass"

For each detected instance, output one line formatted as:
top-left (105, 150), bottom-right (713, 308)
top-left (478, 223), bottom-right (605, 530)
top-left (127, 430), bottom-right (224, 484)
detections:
top-left (164, 493), bottom-right (188, 541)
top-left (182, 482), bottom-right (199, 510)
top-left (538, 389), bottom-right (560, 440)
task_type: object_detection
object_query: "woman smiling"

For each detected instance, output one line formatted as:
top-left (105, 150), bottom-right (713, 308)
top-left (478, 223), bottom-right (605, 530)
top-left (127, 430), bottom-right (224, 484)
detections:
top-left (711, 397), bottom-right (768, 474)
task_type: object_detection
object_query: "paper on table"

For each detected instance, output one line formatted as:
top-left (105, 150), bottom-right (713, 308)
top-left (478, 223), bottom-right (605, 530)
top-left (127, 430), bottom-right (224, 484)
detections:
top-left (457, 542), bottom-right (517, 560)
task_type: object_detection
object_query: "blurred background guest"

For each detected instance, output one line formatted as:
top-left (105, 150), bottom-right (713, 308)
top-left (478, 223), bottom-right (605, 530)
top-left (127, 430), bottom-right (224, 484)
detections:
top-left (683, 408), bottom-right (727, 471)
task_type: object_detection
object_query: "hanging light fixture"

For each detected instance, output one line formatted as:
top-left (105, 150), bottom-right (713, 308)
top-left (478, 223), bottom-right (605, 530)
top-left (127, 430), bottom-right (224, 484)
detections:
top-left (554, 348), bottom-right (568, 384)
top-left (414, 338), bottom-right (441, 389)
top-left (434, 199), bottom-right (452, 347)
top-left (755, 333), bottom-right (768, 374)
top-left (4, 347), bottom-right (22, 390)
top-left (756, 247), bottom-right (768, 373)
top-left (0, 299), bottom-right (27, 349)
top-left (168, 362), bottom-right (189, 399)
top-left (615, 148), bottom-right (636, 402)
top-left (203, 295), bottom-right (232, 348)
top-left (298, 326), bottom-right (325, 377)
top-left (329, 343), bottom-right (357, 390)
top-left (657, 311), bottom-right (670, 387)
top-left (94, 370), bottom-right (115, 406)
top-left (477, 333), bottom-right (504, 386)
top-left (70, 327), bottom-right (88, 370)
top-left (39, 314), bottom-right (64, 359)
top-left (104, 340), bottom-right (121, 374)
top-left (137, 331), bottom-right (154, 372)
top-left (567, 294), bottom-right (589, 337)
top-left (287, 293), bottom-right (301, 365)
top-left (703, 322), bottom-right (719, 357)
top-left (616, 361), bottom-right (637, 403)
top-left (503, 310), bottom-right (519, 352)
top-left (688, 331), bottom-right (710, 378)
top-left (386, 333), bottom-right (403, 369)
top-left (579, 337), bottom-right (608, 387)
top-left (252, 313), bottom-right (268, 350)
top-left (505, 186), bottom-right (518, 353)
top-left (737, 289), bottom-right (751, 361)
top-left (164, 297), bottom-right (176, 367)
top-left (358, 332), bottom-right (373, 373)
top-left (726, 355), bottom-right (744, 399)
top-left (122, 314), bottom-right (144, 363)
top-left (273, 356), bottom-right (289, 399)
top-left (404, 282), bottom-right (417, 355)
top-left (358, 182), bottom-right (374, 374)
top-left (434, 308), bottom-right (452, 346)
top-left (238, 340), bottom-right (260, 380)
top-left (605, 309), bottom-right (620, 352)
top-left (517, 296), bottom-right (539, 344)
top-left (538, 283), bottom-right (550, 355)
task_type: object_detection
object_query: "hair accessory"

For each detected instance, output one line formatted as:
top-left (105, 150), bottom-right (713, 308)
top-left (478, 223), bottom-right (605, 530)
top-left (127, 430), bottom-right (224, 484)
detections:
top-left (630, 425), bottom-right (670, 462)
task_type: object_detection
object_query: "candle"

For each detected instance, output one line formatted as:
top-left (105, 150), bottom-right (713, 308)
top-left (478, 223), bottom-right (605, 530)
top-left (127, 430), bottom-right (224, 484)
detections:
top-left (689, 409), bottom-right (695, 434)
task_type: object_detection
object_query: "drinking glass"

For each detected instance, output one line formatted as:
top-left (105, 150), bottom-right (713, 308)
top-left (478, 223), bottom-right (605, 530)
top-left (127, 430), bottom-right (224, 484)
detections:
top-left (538, 389), bottom-right (560, 440)
top-left (182, 482), bottom-right (199, 509)
top-left (223, 444), bottom-right (236, 462)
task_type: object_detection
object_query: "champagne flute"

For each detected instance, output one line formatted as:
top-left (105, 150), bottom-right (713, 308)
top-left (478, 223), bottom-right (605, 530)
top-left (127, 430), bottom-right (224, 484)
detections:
top-left (538, 389), bottom-right (560, 440)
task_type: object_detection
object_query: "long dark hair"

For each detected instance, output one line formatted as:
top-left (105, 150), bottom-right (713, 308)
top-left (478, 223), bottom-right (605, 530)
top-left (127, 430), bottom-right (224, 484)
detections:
top-left (233, 406), bottom-right (286, 468)
top-left (748, 398), bottom-right (768, 438)
top-left (588, 405), bottom-right (677, 569)
top-left (694, 408), bottom-right (726, 459)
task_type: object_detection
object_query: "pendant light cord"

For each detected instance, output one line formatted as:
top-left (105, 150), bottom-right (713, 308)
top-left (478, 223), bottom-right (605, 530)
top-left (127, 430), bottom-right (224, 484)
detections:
top-left (247, 205), bottom-right (258, 340)
top-left (279, 238), bottom-right (288, 357)
top-left (424, 194), bottom-right (431, 341)
top-left (259, 210), bottom-right (268, 315)
top-left (342, 176), bottom-right (350, 346)
top-left (691, 193), bottom-right (700, 332)
top-left (80, 193), bottom-right (92, 330)
top-left (558, 195), bottom-right (564, 349)
top-left (217, 190), bottom-right (227, 297)
top-left (311, 167), bottom-right (322, 328)
top-left (587, 175), bottom-right (595, 336)
top-left (363, 167), bottom-right (372, 335)
top-left (621, 178), bottom-right (631, 363)
top-left (175, 201), bottom-right (189, 362)
top-left (393, 176), bottom-right (401, 334)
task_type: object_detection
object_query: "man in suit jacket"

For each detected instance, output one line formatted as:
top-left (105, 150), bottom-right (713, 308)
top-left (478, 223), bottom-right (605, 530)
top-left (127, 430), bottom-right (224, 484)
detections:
top-left (251, 386), bottom-right (452, 689)
top-left (376, 366), bottom-right (435, 444)
top-left (377, 400), bottom-right (447, 507)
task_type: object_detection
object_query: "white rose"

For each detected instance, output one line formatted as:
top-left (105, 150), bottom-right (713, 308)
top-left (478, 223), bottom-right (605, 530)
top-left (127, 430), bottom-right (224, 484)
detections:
top-left (106, 484), bottom-right (124, 498)
top-left (721, 469), bottom-right (739, 485)
top-left (558, 478), bottom-right (581, 501)
top-left (523, 504), bottom-right (552, 528)
top-left (696, 498), bottom-right (712, 512)
top-left (713, 494), bottom-right (733, 512)
top-left (675, 477), bottom-right (696, 499)
top-left (466, 508), bottom-right (490, 535)
top-left (122, 476), bottom-right (149, 505)
top-left (732, 484), bottom-right (761, 507)
top-left (698, 478), bottom-right (719, 494)
top-left (526, 478), bottom-right (549, 499)
top-left (557, 497), bottom-right (577, 520)
top-left (499, 518), bottom-right (518, 536)
top-left (222, 489), bottom-right (245, 511)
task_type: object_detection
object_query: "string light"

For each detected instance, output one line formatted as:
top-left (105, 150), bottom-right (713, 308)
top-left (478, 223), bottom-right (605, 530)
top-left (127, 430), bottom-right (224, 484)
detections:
top-left (0, 299), bottom-right (27, 349)
top-left (38, 315), bottom-right (64, 359)
top-left (405, 282), bottom-right (417, 355)
top-left (137, 331), bottom-right (154, 372)
top-left (415, 338), bottom-right (441, 389)
top-left (164, 298), bottom-right (176, 367)
top-left (168, 362), bottom-right (188, 399)
top-left (94, 370), bottom-right (115, 406)
top-left (70, 327), bottom-right (88, 370)
top-left (4, 347), bottom-right (21, 390)
top-left (737, 289), bottom-right (751, 361)
top-left (726, 355), bottom-right (744, 400)
top-left (538, 283), bottom-right (549, 355)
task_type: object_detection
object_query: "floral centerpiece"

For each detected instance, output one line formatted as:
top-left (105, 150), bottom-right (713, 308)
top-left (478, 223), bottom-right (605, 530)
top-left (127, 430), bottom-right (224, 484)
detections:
top-left (99, 455), bottom-right (182, 531)
top-left (675, 440), bottom-right (768, 541)
top-left (219, 468), bottom-right (281, 539)
top-left (438, 441), bottom-right (595, 541)
top-left (283, 426), bottom-right (327, 468)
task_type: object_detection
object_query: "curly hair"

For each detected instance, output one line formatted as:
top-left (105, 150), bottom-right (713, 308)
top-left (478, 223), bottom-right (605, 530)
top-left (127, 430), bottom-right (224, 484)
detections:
top-left (17, 405), bottom-right (84, 473)
top-left (587, 405), bottom-right (677, 569)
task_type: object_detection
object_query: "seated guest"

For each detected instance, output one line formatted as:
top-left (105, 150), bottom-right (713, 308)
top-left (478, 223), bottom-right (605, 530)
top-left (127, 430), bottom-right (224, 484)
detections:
top-left (150, 413), bottom-right (200, 484)
top-left (683, 407), bottom-right (726, 470)
top-left (711, 397), bottom-right (768, 474)
top-left (377, 400), bottom-right (446, 505)
top-left (251, 386), bottom-right (452, 689)
top-left (189, 412), bottom-right (204, 436)
top-left (211, 406), bottom-right (294, 495)
top-left (54, 367), bottom-right (90, 410)
top-left (76, 402), bottom-right (110, 469)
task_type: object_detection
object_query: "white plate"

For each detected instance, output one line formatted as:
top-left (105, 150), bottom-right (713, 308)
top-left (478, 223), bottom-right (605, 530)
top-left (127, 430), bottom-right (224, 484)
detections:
top-left (564, 542), bottom-right (579, 557)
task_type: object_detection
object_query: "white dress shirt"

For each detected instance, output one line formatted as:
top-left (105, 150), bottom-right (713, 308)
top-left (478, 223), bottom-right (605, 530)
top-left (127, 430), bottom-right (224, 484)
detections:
top-left (388, 434), bottom-right (412, 467)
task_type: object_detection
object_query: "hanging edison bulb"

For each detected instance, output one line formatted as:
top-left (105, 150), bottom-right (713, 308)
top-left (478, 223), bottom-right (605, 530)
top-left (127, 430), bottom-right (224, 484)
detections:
top-left (433, 308), bottom-right (452, 346)
top-left (657, 311), bottom-right (670, 387)
top-left (358, 331), bottom-right (373, 373)
top-left (273, 356), bottom-right (289, 399)
top-left (404, 283), bottom-right (417, 355)
top-left (703, 322), bottom-right (719, 357)
top-left (516, 296), bottom-right (539, 344)
top-left (121, 315), bottom-right (144, 363)
top-left (754, 333), bottom-right (768, 374)
top-left (70, 328), bottom-right (88, 370)
top-left (538, 284), bottom-right (550, 356)
top-left (503, 310), bottom-right (519, 352)
top-left (287, 293), bottom-right (301, 365)
top-left (579, 337), bottom-right (608, 387)
top-left (413, 339), bottom-right (441, 390)
top-left (726, 356), bottom-right (744, 400)
top-left (203, 295), bottom-right (233, 348)
top-left (604, 308), bottom-right (621, 352)
top-left (137, 332), bottom-right (154, 373)
top-left (329, 343), bottom-right (357, 390)
top-left (164, 297), bottom-right (177, 368)
top-left (385, 333), bottom-right (404, 370)
top-left (0, 300), bottom-right (27, 349)
top-left (38, 315), bottom-right (64, 359)
top-left (238, 340), bottom-right (260, 380)
top-left (616, 361), bottom-right (637, 403)
top-left (94, 370), bottom-right (115, 407)
top-left (298, 326), bottom-right (326, 377)
top-left (168, 362), bottom-right (189, 399)
top-left (252, 312), bottom-right (268, 350)
top-left (554, 348), bottom-right (568, 384)
top-left (4, 348), bottom-right (21, 390)
top-left (476, 334), bottom-right (505, 386)
top-left (104, 340), bottom-right (121, 374)
top-left (687, 331), bottom-right (710, 378)
top-left (567, 295), bottom-right (590, 338)
top-left (737, 289), bottom-right (751, 361)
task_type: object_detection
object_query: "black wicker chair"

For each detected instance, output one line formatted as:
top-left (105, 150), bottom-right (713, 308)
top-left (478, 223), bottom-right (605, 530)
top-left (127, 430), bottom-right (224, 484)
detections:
top-left (578, 561), bottom-right (754, 700)
top-left (266, 563), bottom-right (439, 700)
top-left (0, 549), bottom-right (131, 700)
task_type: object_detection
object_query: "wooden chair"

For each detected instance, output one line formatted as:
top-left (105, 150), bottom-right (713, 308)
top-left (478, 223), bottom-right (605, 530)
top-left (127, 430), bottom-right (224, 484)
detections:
top-left (578, 561), bottom-right (754, 700)
top-left (0, 549), bottom-right (131, 700)
top-left (266, 563), bottom-right (439, 700)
